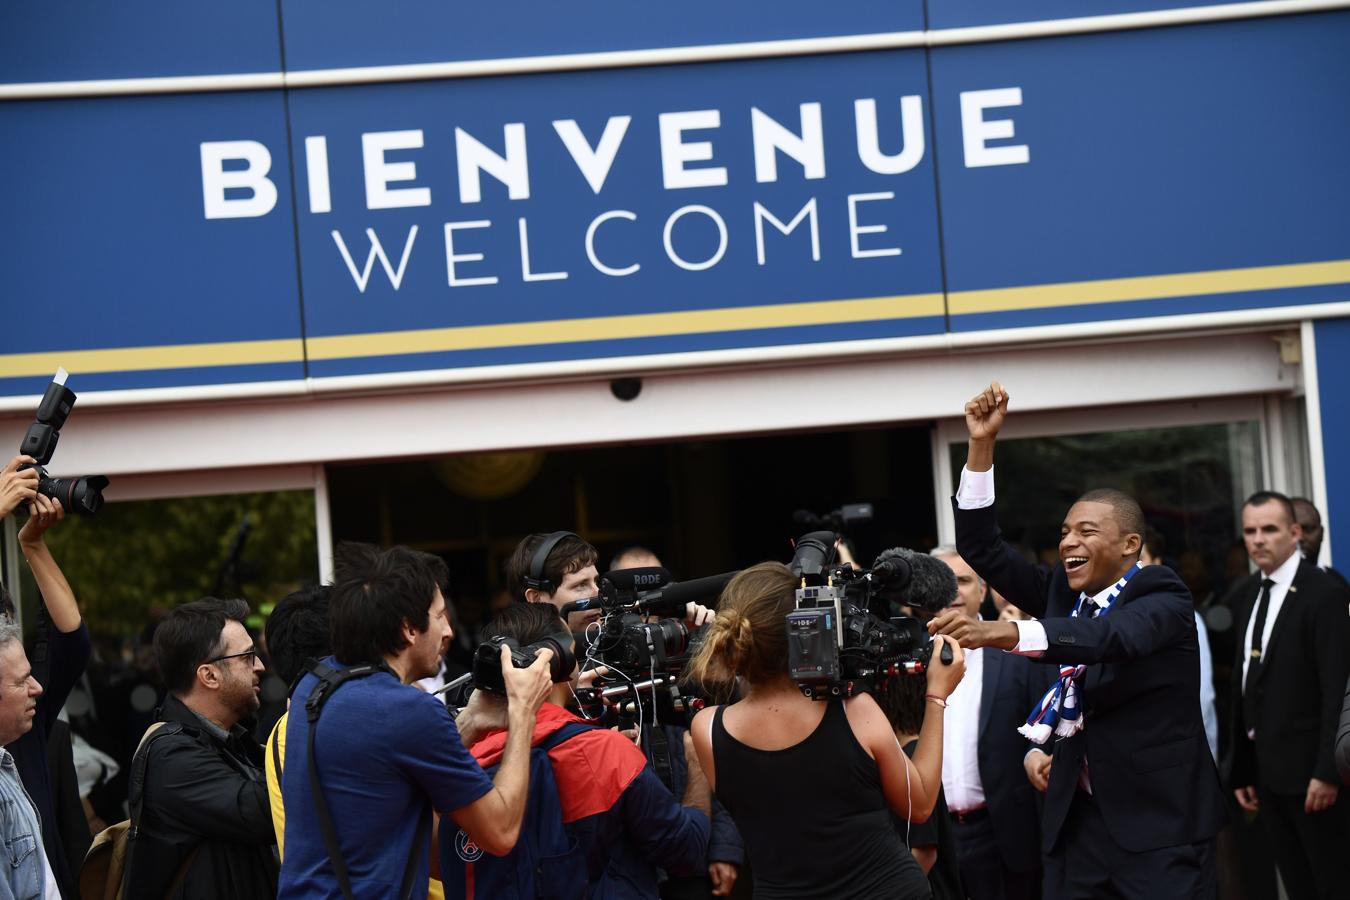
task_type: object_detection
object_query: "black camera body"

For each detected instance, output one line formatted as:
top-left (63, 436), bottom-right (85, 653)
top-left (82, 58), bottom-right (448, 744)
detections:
top-left (562, 566), bottom-right (734, 727)
top-left (19, 371), bottom-right (109, 517)
top-left (591, 611), bottom-right (692, 675)
top-left (786, 531), bottom-right (954, 700)
top-left (470, 632), bottom-right (576, 694)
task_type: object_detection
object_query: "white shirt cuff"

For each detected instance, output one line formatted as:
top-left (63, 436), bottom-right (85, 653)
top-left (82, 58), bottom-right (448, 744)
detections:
top-left (955, 466), bottom-right (996, 510)
top-left (1011, 619), bottom-right (1047, 656)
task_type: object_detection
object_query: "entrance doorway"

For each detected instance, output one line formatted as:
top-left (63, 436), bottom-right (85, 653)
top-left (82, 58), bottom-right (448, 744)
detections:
top-left (325, 422), bottom-right (937, 630)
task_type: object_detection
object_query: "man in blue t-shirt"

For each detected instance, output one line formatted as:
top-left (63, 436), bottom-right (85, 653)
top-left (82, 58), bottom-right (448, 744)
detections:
top-left (280, 546), bottom-right (554, 900)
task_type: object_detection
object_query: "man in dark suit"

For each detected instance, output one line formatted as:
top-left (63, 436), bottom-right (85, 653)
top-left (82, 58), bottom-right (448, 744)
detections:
top-left (1226, 490), bottom-right (1350, 900)
top-left (929, 546), bottom-right (1049, 900)
top-left (1291, 496), bottom-right (1350, 590)
top-left (930, 382), bottom-right (1226, 900)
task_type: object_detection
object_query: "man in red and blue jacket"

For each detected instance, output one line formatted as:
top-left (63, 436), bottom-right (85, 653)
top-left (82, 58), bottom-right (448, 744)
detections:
top-left (463, 604), bottom-right (711, 899)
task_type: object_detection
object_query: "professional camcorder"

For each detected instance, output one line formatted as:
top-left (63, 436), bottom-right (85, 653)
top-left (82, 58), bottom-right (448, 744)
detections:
top-left (563, 567), bottom-right (736, 726)
top-left (18, 369), bottom-right (109, 517)
top-left (792, 503), bottom-right (874, 534)
top-left (786, 531), bottom-right (956, 700)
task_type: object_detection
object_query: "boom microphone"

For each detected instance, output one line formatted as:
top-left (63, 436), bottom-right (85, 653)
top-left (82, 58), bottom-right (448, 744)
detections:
top-left (639, 571), bottom-right (739, 614)
top-left (600, 567), bottom-right (672, 594)
top-left (871, 548), bottom-right (958, 614)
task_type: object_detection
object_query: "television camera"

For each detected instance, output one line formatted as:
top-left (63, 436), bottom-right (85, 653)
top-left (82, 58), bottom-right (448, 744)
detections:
top-left (786, 531), bottom-right (957, 700)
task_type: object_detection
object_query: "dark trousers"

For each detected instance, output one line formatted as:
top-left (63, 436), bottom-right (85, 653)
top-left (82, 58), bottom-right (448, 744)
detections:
top-left (951, 812), bottom-right (1039, 900)
top-left (1043, 790), bottom-right (1216, 900)
top-left (1255, 787), bottom-right (1350, 900)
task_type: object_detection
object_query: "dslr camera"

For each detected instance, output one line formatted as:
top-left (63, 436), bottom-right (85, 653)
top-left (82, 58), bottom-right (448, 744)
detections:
top-left (18, 370), bottom-right (109, 517)
top-left (470, 630), bottom-right (576, 694)
top-left (786, 531), bottom-right (955, 700)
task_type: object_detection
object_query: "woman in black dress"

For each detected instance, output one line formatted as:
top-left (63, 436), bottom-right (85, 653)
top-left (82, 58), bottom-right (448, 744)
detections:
top-left (689, 562), bottom-right (965, 900)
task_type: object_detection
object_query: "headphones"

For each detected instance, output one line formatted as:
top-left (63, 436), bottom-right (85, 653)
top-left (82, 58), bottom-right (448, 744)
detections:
top-left (522, 531), bottom-right (579, 596)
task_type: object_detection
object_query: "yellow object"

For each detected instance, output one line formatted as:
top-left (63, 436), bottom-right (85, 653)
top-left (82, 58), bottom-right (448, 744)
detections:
top-left (264, 711), bottom-right (445, 900)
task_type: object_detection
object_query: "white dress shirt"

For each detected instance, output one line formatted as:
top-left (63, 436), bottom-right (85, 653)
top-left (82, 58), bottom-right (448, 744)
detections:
top-left (956, 466), bottom-right (1052, 653)
top-left (1240, 548), bottom-right (1301, 729)
top-left (942, 642), bottom-right (986, 813)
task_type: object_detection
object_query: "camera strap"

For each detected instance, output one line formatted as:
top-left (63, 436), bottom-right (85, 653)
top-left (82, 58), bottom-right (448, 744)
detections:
top-left (304, 659), bottom-right (429, 900)
top-left (647, 725), bottom-right (675, 794)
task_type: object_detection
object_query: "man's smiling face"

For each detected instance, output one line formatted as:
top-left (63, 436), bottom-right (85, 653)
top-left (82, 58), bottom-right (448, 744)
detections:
top-left (1060, 500), bottom-right (1139, 595)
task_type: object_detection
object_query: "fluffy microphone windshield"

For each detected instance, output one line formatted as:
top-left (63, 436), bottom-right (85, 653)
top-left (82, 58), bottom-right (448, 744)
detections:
top-left (871, 547), bottom-right (958, 614)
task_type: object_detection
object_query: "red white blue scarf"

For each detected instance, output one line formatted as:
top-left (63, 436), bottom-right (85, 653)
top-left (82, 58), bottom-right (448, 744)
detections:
top-left (1018, 562), bottom-right (1143, 745)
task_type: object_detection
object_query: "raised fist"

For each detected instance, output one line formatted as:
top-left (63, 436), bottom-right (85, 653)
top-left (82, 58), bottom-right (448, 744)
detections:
top-left (964, 382), bottom-right (1009, 442)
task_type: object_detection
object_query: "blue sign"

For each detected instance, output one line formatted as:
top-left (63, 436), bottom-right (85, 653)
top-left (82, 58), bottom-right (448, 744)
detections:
top-left (1, 3), bottom-right (281, 84)
top-left (0, 91), bottom-right (305, 394)
top-left (281, 0), bottom-right (922, 72)
top-left (928, 0), bottom-right (1271, 30)
top-left (1, 10), bottom-right (1347, 398)
top-left (288, 50), bottom-right (944, 378)
top-left (932, 13), bottom-right (1350, 332)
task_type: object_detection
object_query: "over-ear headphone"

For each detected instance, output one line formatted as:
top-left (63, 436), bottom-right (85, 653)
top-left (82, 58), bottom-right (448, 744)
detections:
top-left (522, 531), bottom-right (579, 596)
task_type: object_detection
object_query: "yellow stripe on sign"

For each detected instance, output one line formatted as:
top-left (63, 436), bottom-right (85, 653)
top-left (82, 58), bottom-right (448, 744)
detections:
top-left (304, 294), bottom-right (944, 361)
top-left (948, 259), bottom-right (1350, 316)
top-left (0, 338), bottom-right (305, 380)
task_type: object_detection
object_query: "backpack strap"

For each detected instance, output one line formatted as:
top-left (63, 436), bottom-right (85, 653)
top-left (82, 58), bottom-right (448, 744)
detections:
top-left (304, 659), bottom-right (414, 900)
top-left (125, 720), bottom-right (201, 897)
top-left (537, 720), bottom-right (593, 753)
top-left (128, 722), bottom-right (181, 840)
top-left (268, 716), bottom-right (283, 786)
top-left (647, 726), bottom-right (676, 794)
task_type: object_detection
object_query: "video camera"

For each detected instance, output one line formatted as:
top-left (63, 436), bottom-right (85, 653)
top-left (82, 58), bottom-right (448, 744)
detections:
top-left (786, 531), bottom-right (956, 700)
top-left (563, 567), bottom-right (736, 725)
top-left (18, 369), bottom-right (109, 517)
top-left (792, 503), bottom-right (874, 534)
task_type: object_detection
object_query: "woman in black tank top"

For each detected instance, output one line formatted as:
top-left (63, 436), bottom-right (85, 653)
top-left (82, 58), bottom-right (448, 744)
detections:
top-left (689, 563), bottom-right (966, 900)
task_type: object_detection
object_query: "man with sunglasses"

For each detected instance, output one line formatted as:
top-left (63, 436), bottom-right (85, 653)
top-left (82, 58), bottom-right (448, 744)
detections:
top-left (124, 597), bottom-right (278, 899)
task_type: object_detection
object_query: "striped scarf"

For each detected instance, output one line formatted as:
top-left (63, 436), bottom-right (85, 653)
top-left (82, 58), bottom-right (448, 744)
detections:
top-left (1018, 562), bottom-right (1142, 745)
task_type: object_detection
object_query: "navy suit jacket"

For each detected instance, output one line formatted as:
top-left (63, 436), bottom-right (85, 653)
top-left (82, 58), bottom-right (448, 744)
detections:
top-left (974, 646), bottom-right (1054, 871)
top-left (955, 500), bottom-right (1227, 854)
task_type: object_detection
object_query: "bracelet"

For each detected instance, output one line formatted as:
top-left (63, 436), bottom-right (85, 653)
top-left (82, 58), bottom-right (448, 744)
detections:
top-left (925, 694), bottom-right (948, 708)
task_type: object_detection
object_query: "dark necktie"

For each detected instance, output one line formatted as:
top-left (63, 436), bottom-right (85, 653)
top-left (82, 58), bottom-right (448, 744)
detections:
top-left (1241, 578), bottom-right (1276, 733)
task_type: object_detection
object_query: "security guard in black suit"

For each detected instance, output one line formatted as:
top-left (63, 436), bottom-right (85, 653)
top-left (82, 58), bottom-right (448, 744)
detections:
top-left (1226, 490), bottom-right (1350, 900)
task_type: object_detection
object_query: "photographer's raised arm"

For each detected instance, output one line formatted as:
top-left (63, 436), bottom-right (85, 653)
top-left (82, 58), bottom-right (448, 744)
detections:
top-left (954, 383), bottom-right (1051, 618)
top-left (18, 495), bottom-right (81, 633)
top-left (850, 635), bottom-right (966, 824)
top-left (447, 646), bottom-right (553, 855)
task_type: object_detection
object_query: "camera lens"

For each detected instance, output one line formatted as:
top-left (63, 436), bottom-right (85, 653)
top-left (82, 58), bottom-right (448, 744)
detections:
top-left (38, 474), bottom-right (109, 517)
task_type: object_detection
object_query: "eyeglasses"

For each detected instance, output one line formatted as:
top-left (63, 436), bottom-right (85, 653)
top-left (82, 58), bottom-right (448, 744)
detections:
top-left (208, 648), bottom-right (258, 666)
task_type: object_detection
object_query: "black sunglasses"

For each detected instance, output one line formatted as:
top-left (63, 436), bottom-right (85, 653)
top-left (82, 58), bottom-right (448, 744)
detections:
top-left (208, 647), bottom-right (258, 666)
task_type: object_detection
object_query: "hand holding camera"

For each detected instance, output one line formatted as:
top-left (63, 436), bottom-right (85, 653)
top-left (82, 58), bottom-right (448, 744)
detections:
top-left (0, 456), bottom-right (40, 519)
top-left (18, 493), bottom-right (65, 545)
top-left (923, 634), bottom-right (967, 700)
top-left (500, 644), bottom-right (556, 722)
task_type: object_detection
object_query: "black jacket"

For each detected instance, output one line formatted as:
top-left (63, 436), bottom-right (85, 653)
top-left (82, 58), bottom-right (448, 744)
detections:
top-left (955, 500), bottom-right (1227, 855)
top-left (1225, 559), bottom-right (1350, 794)
top-left (123, 694), bottom-right (278, 899)
top-left (974, 647), bottom-right (1054, 872)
